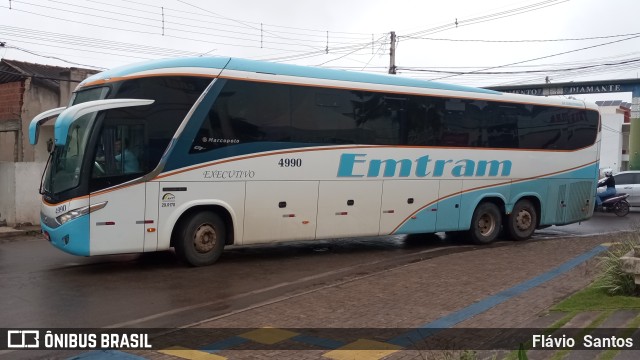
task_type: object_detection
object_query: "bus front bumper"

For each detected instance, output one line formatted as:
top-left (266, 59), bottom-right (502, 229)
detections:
top-left (41, 215), bottom-right (90, 256)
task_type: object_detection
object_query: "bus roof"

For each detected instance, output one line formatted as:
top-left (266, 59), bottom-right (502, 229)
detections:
top-left (79, 56), bottom-right (501, 95)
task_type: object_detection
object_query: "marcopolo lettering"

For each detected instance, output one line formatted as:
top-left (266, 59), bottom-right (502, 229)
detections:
top-left (337, 153), bottom-right (512, 178)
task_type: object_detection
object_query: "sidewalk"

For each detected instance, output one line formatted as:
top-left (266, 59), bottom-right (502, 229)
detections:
top-left (0, 225), bottom-right (41, 239)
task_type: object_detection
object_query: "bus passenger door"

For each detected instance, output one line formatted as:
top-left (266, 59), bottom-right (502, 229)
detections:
top-left (435, 180), bottom-right (463, 231)
top-left (89, 183), bottom-right (146, 255)
top-left (89, 124), bottom-right (147, 255)
top-left (144, 182), bottom-right (159, 251)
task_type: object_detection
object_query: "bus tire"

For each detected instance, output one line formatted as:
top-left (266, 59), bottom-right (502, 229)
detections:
top-left (175, 211), bottom-right (225, 266)
top-left (506, 199), bottom-right (537, 241)
top-left (468, 202), bottom-right (502, 245)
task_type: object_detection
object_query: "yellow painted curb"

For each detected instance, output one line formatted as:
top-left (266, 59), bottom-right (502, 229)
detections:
top-left (323, 339), bottom-right (402, 360)
top-left (239, 327), bottom-right (299, 345)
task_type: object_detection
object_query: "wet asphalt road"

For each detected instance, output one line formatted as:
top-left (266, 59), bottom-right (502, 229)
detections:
top-left (1, 210), bottom-right (639, 331)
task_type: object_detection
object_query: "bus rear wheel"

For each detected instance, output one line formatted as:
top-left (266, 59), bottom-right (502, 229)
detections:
top-left (175, 211), bottom-right (225, 266)
top-left (469, 202), bottom-right (502, 245)
top-left (506, 199), bottom-right (537, 241)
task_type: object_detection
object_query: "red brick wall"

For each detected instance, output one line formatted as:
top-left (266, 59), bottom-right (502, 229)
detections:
top-left (0, 80), bottom-right (25, 121)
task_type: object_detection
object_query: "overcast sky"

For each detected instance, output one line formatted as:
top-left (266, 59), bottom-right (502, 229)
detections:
top-left (1, 0), bottom-right (638, 102)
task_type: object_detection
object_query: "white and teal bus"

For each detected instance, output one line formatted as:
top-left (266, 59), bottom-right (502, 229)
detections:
top-left (29, 57), bottom-right (601, 266)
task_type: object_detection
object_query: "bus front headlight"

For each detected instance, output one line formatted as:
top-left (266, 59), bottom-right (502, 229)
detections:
top-left (56, 201), bottom-right (108, 225)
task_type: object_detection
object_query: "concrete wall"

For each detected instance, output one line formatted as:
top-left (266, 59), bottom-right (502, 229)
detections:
top-left (0, 161), bottom-right (46, 226)
top-left (0, 162), bottom-right (15, 225)
top-left (21, 78), bottom-right (63, 162)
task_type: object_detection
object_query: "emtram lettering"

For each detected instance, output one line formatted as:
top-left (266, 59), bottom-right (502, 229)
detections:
top-left (337, 153), bottom-right (511, 178)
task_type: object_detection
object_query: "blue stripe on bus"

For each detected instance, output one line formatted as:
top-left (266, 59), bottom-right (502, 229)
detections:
top-left (82, 57), bottom-right (499, 95)
top-left (394, 163), bottom-right (598, 234)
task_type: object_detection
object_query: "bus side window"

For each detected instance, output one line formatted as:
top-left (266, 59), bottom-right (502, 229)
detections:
top-left (189, 81), bottom-right (291, 153)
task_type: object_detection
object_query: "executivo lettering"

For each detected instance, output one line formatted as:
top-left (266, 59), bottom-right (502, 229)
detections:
top-left (337, 153), bottom-right (512, 178)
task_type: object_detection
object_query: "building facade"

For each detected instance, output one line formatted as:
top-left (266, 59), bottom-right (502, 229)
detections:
top-left (595, 100), bottom-right (631, 175)
top-left (0, 59), bottom-right (97, 226)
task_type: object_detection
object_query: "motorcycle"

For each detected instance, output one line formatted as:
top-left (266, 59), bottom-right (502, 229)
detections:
top-left (595, 192), bottom-right (631, 217)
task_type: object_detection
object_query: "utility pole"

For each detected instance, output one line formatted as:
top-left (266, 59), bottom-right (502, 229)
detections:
top-left (389, 31), bottom-right (396, 74)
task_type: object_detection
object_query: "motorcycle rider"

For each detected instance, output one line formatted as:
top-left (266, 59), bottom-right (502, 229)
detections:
top-left (596, 169), bottom-right (616, 210)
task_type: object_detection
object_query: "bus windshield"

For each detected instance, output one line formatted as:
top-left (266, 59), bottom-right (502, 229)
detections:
top-left (43, 87), bottom-right (109, 195)
top-left (44, 114), bottom-right (95, 194)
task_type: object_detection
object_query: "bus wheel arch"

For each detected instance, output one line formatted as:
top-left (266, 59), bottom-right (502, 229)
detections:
top-left (506, 197), bottom-right (539, 241)
top-left (468, 198), bottom-right (504, 245)
top-left (171, 205), bottom-right (235, 266)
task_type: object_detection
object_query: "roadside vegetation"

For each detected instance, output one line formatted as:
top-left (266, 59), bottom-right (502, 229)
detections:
top-left (553, 230), bottom-right (640, 310)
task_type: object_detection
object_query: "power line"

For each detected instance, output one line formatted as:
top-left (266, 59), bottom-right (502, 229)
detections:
top-left (316, 36), bottom-right (387, 66)
top-left (402, 0), bottom-right (569, 39)
top-left (402, 32), bottom-right (640, 43)
top-left (398, 58), bottom-right (640, 75)
top-left (361, 41), bottom-right (387, 71)
top-left (3, 45), bottom-right (105, 69)
top-left (2, 2), bottom-right (378, 58)
top-left (114, 0), bottom-right (375, 37)
top-left (0, 25), bottom-right (202, 57)
top-left (430, 33), bottom-right (640, 81)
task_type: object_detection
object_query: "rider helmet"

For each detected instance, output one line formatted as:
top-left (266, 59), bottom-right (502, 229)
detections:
top-left (604, 169), bottom-right (613, 177)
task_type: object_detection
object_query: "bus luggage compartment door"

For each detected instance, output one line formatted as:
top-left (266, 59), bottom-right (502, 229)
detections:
top-left (243, 181), bottom-right (319, 244)
top-left (316, 180), bottom-right (382, 238)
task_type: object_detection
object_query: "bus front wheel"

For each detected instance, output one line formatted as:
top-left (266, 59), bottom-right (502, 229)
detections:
top-left (469, 202), bottom-right (502, 245)
top-left (506, 199), bottom-right (537, 241)
top-left (176, 211), bottom-right (225, 266)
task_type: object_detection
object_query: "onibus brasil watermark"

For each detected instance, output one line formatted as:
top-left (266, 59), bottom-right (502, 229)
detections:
top-left (532, 334), bottom-right (634, 349)
top-left (6, 330), bottom-right (151, 350)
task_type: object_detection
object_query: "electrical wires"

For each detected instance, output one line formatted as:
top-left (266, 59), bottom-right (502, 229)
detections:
top-left (1, 0), bottom-right (639, 90)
